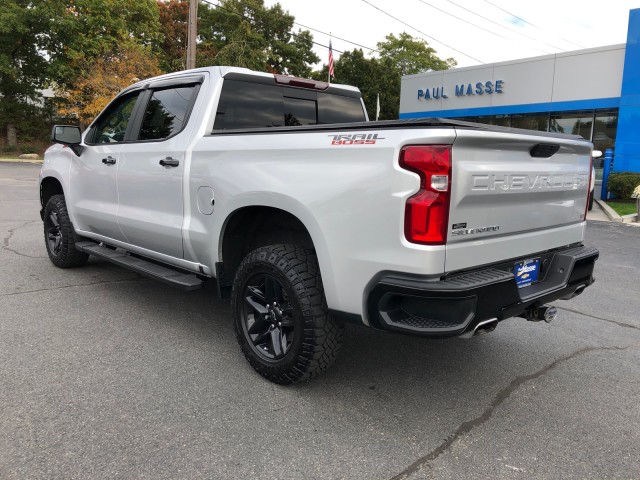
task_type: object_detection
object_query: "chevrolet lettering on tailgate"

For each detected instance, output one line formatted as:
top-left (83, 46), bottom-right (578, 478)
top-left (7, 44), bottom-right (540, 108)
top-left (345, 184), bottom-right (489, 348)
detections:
top-left (472, 173), bottom-right (589, 191)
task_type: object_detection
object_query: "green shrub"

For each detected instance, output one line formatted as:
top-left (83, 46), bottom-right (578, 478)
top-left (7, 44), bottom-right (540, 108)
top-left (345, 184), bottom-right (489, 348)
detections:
top-left (607, 172), bottom-right (640, 199)
top-left (20, 145), bottom-right (38, 154)
top-left (0, 145), bottom-right (17, 153)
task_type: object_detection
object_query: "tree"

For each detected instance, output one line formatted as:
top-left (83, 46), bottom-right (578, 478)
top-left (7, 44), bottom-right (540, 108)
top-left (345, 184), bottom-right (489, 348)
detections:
top-left (49, 0), bottom-right (161, 90)
top-left (377, 33), bottom-right (456, 76)
top-left (50, 1), bottom-right (163, 127)
top-left (157, 0), bottom-right (189, 72)
top-left (0, 1), bottom-right (59, 145)
top-left (57, 43), bottom-right (161, 128)
top-left (313, 32), bottom-right (455, 120)
top-left (1, 0), bottom-right (165, 145)
top-left (199, 3), bottom-right (267, 71)
top-left (196, 0), bottom-right (319, 75)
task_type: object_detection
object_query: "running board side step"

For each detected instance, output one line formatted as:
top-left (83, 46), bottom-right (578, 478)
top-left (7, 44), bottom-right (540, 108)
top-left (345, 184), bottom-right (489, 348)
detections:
top-left (76, 241), bottom-right (204, 291)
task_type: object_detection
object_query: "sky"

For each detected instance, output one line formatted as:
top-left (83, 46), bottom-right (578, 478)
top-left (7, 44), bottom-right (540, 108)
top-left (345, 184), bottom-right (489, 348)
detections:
top-left (263, 0), bottom-right (640, 69)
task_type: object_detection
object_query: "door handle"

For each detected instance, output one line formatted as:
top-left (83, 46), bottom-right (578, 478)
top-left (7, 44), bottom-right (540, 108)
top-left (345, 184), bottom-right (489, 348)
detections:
top-left (159, 157), bottom-right (180, 167)
top-left (102, 156), bottom-right (116, 165)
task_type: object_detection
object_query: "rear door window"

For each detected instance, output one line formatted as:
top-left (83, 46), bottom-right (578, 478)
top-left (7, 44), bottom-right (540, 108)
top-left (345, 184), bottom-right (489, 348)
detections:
top-left (138, 85), bottom-right (198, 141)
top-left (214, 81), bottom-right (284, 129)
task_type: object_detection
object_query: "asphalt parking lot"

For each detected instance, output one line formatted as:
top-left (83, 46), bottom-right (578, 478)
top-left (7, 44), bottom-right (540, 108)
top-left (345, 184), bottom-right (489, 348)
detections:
top-left (1, 162), bottom-right (639, 479)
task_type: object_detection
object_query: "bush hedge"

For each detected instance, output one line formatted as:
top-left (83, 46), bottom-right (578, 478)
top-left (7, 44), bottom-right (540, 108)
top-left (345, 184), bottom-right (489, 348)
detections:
top-left (0, 144), bottom-right (17, 153)
top-left (607, 172), bottom-right (640, 199)
top-left (19, 145), bottom-right (38, 154)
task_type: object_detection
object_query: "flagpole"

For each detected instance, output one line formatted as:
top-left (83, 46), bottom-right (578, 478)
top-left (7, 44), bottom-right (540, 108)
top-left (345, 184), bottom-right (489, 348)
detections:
top-left (328, 33), bottom-right (332, 84)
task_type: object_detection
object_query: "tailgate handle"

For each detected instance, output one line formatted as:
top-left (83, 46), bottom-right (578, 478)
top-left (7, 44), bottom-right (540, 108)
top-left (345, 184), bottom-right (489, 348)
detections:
top-left (159, 157), bottom-right (180, 167)
top-left (530, 144), bottom-right (560, 158)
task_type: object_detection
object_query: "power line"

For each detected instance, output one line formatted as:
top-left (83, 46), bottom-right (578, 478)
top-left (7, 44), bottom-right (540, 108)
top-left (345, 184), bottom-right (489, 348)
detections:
top-left (483, 0), bottom-right (537, 28)
top-left (293, 21), bottom-right (379, 53)
top-left (416, 0), bottom-right (553, 55)
top-left (206, 0), bottom-right (380, 53)
top-left (442, 0), bottom-right (568, 53)
top-left (361, 0), bottom-right (484, 63)
top-left (199, 0), bottom-right (345, 53)
top-left (418, 0), bottom-right (550, 53)
top-left (480, 0), bottom-right (587, 49)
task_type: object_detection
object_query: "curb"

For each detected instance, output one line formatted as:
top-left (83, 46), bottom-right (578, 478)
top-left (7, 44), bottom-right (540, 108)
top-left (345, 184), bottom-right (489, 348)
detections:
top-left (0, 158), bottom-right (43, 165)
top-left (595, 199), bottom-right (623, 223)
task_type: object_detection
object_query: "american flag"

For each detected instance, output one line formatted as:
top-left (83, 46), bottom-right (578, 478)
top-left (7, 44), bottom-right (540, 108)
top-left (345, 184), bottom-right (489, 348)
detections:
top-left (328, 40), bottom-right (335, 80)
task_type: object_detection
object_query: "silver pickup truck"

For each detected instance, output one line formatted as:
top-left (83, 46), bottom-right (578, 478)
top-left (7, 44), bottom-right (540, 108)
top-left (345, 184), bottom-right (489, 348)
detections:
top-left (40, 66), bottom-right (598, 384)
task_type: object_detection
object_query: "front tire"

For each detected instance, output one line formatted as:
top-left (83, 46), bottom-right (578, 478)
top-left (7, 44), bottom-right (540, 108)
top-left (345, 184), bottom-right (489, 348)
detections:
top-left (231, 244), bottom-right (343, 384)
top-left (43, 194), bottom-right (89, 268)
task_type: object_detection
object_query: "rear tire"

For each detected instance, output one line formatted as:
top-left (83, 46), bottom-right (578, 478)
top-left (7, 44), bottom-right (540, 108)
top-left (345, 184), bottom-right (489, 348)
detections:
top-left (231, 244), bottom-right (343, 384)
top-left (588, 190), bottom-right (594, 211)
top-left (43, 194), bottom-right (89, 268)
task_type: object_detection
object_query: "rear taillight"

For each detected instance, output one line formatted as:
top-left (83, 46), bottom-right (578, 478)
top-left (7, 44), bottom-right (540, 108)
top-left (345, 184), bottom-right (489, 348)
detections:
top-left (584, 154), bottom-right (594, 221)
top-left (399, 145), bottom-right (452, 245)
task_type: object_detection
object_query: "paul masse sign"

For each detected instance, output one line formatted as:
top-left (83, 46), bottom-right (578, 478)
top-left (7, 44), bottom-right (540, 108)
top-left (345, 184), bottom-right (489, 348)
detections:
top-left (417, 80), bottom-right (504, 100)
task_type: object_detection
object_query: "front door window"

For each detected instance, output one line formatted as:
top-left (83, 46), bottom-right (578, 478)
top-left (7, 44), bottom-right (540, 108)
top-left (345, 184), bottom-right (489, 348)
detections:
top-left (91, 93), bottom-right (140, 144)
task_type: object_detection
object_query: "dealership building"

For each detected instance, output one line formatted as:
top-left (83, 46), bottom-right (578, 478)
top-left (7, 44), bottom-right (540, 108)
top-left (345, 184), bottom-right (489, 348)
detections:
top-left (399, 8), bottom-right (640, 181)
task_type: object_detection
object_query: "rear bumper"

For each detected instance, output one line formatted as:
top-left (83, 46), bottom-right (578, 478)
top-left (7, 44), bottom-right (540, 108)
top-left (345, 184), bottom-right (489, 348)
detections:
top-left (366, 244), bottom-right (599, 337)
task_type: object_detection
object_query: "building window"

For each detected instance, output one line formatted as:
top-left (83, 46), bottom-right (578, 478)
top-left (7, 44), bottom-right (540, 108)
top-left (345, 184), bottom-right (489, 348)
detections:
top-left (592, 111), bottom-right (617, 152)
top-left (476, 115), bottom-right (510, 127)
top-left (592, 110), bottom-right (618, 173)
top-left (549, 111), bottom-right (593, 138)
top-left (511, 113), bottom-right (549, 131)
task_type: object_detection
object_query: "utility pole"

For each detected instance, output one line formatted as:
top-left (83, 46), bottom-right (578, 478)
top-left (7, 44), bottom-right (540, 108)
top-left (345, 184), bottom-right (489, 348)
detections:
top-left (186, 0), bottom-right (198, 69)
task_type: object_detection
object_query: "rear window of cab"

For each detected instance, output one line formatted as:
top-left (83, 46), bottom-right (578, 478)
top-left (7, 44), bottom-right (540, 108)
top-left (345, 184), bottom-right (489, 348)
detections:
top-left (213, 79), bottom-right (366, 130)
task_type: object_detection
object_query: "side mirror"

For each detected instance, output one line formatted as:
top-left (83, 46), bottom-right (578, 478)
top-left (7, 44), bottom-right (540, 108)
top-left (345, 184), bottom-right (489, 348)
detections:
top-left (51, 125), bottom-right (84, 156)
top-left (592, 150), bottom-right (603, 159)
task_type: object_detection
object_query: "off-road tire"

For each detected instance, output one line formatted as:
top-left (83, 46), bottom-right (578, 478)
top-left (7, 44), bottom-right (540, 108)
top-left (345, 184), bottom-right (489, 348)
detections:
top-left (231, 244), bottom-right (343, 384)
top-left (43, 194), bottom-right (89, 268)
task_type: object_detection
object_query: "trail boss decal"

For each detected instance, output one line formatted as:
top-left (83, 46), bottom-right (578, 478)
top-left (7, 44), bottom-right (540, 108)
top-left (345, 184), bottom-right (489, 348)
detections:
top-left (329, 133), bottom-right (384, 145)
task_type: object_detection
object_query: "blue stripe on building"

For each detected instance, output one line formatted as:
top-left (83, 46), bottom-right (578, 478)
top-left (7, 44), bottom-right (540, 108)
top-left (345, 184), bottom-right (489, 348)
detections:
top-left (399, 98), bottom-right (621, 119)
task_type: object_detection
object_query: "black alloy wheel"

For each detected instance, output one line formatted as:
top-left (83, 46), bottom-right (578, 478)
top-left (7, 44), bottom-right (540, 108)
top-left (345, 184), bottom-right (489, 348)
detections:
top-left (231, 244), bottom-right (344, 384)
top-left (43, 194), bottom-right (89, 268)
top-left (45, 209), bottom-right (63, 257)
top-left (240, 273), bottom-right (296, 360)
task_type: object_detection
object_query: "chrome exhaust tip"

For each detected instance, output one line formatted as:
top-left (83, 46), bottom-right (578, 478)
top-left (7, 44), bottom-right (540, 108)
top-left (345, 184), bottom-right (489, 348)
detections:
top-left (541, 306), bottom-right (558, 323)
top-left (460, 318), bottom-right (498, 339)
top-left (524, 305), bottom-right (558, 323)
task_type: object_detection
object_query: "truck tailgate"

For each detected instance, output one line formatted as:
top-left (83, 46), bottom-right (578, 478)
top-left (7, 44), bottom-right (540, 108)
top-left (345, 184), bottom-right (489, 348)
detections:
top-left (446, 128), bottom-right (592, 272)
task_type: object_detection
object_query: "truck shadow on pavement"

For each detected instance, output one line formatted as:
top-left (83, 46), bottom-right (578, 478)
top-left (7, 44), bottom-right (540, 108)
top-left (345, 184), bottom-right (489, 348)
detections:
top-left (94, 268), bottom-right (617, 410)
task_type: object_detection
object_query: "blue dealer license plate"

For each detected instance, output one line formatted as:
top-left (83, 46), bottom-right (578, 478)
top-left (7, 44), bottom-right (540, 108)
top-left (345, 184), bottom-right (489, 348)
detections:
top-left (514, 258), bottom-right (540, 288)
